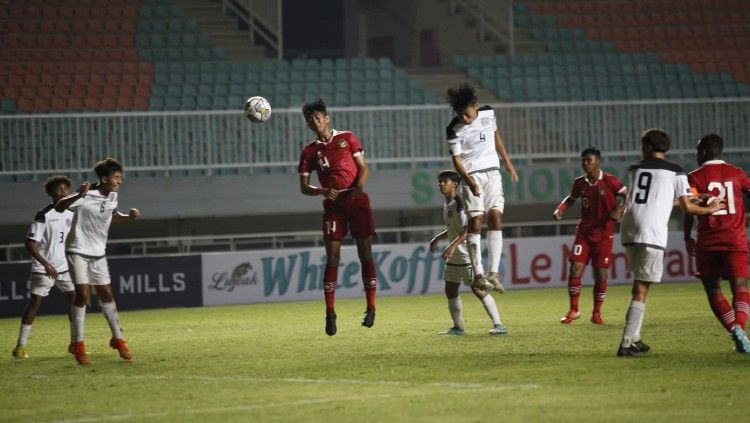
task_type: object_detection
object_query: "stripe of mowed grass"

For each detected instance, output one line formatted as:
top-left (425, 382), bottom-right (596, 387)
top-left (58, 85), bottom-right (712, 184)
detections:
top-left (1, 282), bottom-right (749, 422)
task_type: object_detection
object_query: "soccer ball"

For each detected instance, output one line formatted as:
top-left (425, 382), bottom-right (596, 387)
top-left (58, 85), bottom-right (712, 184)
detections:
top-left (243, 96), bottom-right (272, 123)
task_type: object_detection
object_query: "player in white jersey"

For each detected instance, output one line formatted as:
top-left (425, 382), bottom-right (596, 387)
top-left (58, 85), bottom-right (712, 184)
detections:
top-left (55, 158), bottom-right (141, 365)
top-left (446, 85), bottom-right (518, 295)
top-left (617, 129), bottom-right (723, 357)
top-left (429, 170), bottom-right (508, 335)
top-left (12, 176), bottom-right (76, 359)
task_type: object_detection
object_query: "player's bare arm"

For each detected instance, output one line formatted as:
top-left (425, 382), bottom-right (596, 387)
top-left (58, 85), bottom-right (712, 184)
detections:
top-left (451, 155), bottom-right (479, 196)
top-left (609, 188), bottom-right (629, 221)
top-left (351, 154), bottom-right (369, 197)
top-left (54, 182), bottom-right (90, 212)
top-left (443, 227), bottom-right (469, 261)
top-left (299, 173), bottom-right (339, 200)
top-left (494, 131), bottom-right (519, 182)
top-left (553, 196), bottom-right (576, 220)
top-left (678, 195), bottom-right (724, 215)
top-left (24, 239), bottom-right (57, 278)
top-left (113, 208), bottom-right (141, 223)
top-left (429, 230), bottom-right (448, 253)
top-left (682, 213), bottom-right (697, 256)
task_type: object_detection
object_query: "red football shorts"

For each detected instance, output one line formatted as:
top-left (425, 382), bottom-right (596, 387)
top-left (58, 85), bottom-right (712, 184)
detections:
top-left (696, 250), bottom-right (749, 280)
top-left (569, 235), bottom-right (613, 269)
top-left (322, 192), bottom-right (376, 241)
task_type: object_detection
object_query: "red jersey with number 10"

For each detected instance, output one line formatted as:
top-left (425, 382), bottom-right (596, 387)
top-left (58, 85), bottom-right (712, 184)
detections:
top-left (569, 171), bottom-right (626, 242)
top-left (298, 130), bottom-right (364, 191)
top-left (688, 160), bottom-right (750, 252)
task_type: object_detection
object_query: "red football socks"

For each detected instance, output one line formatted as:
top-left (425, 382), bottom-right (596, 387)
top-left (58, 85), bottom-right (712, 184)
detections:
top-left (593, 278), bottom-right (607, 313)
top-left (362, 258), bottom-right (377, 311)
top-left (324, 266), bottom-right (338, 314)
top-left (732, 284), bottom-right (749, 330)
top-left (708, 290), bottom-right (736, 332)
top-left (568, 276), bottom-right (582, 311)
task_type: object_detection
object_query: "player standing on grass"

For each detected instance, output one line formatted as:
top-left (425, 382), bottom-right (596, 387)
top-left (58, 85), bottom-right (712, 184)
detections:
top-left (298, 98), bottom-right (378, 336)
top-left (55, 158), bottom-right (140, 365)
top-left (446, 84), bottom-right (519, 294)
top-left (12, 176), bottom-right (76, 359)
top-left (617, 129), bottom-right (723, 357)
top-left (682, 134), bottom-right (750, 353)
top-left (554, 148), bottom-right (627, 325)
top-left (429, 170), bottom-right (508, 335)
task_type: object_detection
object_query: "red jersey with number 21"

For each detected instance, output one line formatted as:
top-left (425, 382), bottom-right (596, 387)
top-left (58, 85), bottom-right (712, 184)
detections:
top-left (688, 160), bottom-right (750, 252)
top-left (569, 171), bottom-right (626, 242)
top-left (298, 130), bottom-right (363, 191)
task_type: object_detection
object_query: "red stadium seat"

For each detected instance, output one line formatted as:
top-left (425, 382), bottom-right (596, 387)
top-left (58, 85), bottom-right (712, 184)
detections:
top-left (100, 98), bottom-right (116, 109)
top-left (33, 98), bottom-right (52, 112)
top-left (67, 97), bottom-right (84, 110)
top-left (122, 73), bottom-right (137, 85)
top-left (102, 85), bottom-right (118, 98)
top-left (90, 74), bottom-right (105, 86)
top-left (106, 62), bottom-right (123, 74)
top-left (133, 96), bottom-right (149, 110)
top-left (105, 74), bottom-right (122, 85)
top-left (4, 86), bottom-right (21, 99)
top-left (17, 98), bottom-right (34, 113)
top-left (115, 97), bottom-right (133, 110)
top-left (51, 98), bottom-right (68, 112)
top-left (83, 98), bottom-right (101, 110)
top-left (53, 85), bottom-right (70, 98)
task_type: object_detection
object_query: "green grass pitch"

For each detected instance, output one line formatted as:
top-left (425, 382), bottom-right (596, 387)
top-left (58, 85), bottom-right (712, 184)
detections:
top-left (2, 282), bottom-right (749, 422)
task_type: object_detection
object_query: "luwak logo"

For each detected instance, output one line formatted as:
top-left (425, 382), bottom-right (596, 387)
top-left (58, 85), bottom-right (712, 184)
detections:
top-left (209, 262), bottom-right (258, 292)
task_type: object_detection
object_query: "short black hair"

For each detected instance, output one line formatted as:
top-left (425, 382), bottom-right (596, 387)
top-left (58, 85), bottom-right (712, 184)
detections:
top-left (641, 128), bottom-right (670, 153)
top-left (44, 175), bottom-right (71, 197)
top-left (580, 147), bottom-right (601, 159)
top-left (446, 84), bottom-right (477, 112)
top-left (697, 133), bottom-right (723, 158)
top-left (438, 169), bottom-right (460, 183)
top-left (93, 157), bottom-right (123, 178)
top-left (302, 98), bottom-right (327, 121)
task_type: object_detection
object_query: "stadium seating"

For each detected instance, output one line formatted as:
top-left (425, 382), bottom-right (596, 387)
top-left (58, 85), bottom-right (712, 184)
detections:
top-left (454, 0), bottom-right (750, 102)
top-left (0, 0), bottom-right (436, 114)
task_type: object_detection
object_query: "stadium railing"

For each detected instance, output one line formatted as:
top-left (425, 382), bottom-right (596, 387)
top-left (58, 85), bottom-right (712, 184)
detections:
top-left (1, 98), bottom-right (750, 180)
top-left (0, 220), bottom-right (581, 262)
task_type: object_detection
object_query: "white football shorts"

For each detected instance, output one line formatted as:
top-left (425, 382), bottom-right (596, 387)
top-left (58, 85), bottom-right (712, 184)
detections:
top-left (29, 272), bottom-right (74, 297)
top-left (625, 246), bottom-right (664, 283)
top-left (67, 254), bottom-right (111, 285)
top-left (444, 263), bottom-right (474, 285)
top-left (460, 169), bottom-right (505, 215)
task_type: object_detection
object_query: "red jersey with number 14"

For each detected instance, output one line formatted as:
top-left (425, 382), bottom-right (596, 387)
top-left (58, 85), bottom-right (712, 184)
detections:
top-left (298, 129), bottom-right (364, 191)
top-left (569, 171), bottom-right (626, 242)
top-left (688, 160), bottom-right (750, 252)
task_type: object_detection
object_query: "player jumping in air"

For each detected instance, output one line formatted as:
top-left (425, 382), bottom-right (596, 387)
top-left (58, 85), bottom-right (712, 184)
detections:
top-left (445, 84), bottom-right (519, 294)
top-left (297, 98), bottom-right (378, 336)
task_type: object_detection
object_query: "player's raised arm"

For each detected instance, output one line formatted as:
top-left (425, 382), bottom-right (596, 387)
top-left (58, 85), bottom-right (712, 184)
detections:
top-left (352, 153), bottom-right (369, 193)
top-left (54, 182), bottom-right (90, 212)
top-left (553, 196), bottom-right (576, 220)
top-left (112, 208), bottom-right (141, 223)
top-left (494, 131), bottom-right (518, 182)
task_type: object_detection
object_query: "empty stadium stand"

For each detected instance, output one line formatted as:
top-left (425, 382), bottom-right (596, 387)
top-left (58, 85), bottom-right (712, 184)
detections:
top-left (454, 0), bottom-right (750, 102)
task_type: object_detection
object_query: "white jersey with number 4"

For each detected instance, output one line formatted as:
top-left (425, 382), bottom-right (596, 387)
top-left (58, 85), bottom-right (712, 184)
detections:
top-left (446, 106), bottom-right (501, 174)
top-left (65, 187), bottom-right (118, 257)
top-left (620, 158), bottom-right (691, 250)
top-left (27, 205), bottom-right (73, 274)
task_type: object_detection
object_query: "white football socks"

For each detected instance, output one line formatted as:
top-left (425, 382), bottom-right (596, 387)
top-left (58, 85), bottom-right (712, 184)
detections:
top-left (17, 324), bottom-right (31, 346)
top-left (487, 230), bottom-right (503, 274)
top-left (101, 302), bottom-right (123, 340)
top-left (621, 300), bottom-right (645, 347)
top-left (467, 233), bottom-right (485, 276)
top-left (448, 296), bottom-right (464, 329)
top-left (72, 305), bottom-right (86, 342)
top-left (481, 294), bottom-right (502, 326)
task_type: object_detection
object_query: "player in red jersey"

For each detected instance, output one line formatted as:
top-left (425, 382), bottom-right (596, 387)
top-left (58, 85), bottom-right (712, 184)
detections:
top-left (298, 98), bottom-right (377, 336)
top-left (683, 134), bottom-right (750, 353)
top-left (553, 147), bottom-right (627, 325)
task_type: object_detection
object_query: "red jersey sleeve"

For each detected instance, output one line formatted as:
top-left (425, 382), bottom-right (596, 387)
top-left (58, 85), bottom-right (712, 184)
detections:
top-left (569, 178), bottom-right (583, 199)
top-left (346, 132), bottom-right (364, 156)
top-left (298, 144), bottom-right (314, 174)
top-left (606, 173), bottom-right (625, 194)
top-left (741, 170), bottom-right (750, 193)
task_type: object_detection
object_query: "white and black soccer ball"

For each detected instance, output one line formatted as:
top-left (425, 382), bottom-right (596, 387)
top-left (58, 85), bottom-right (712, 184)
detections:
top-left (243, 96), bottom-right (272, 123)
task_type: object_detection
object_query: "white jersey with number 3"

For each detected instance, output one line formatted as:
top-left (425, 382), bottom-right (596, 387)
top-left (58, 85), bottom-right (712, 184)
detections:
top-left (620, 158), bottom-right (691, 250)
top-left (65, 188), bottom-right (118, 257)
top-left (27, 205), bottom-right (73, 274)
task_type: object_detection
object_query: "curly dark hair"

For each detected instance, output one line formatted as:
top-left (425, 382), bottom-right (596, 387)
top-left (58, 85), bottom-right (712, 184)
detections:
top-left (302, 98), bottom-right (327, 121)
top-left (44, 175), bottom-right (72, 196)
top-left (93, 157), bottom-right (123, 178)
top-left (446, 84), bottom-right (477, 112)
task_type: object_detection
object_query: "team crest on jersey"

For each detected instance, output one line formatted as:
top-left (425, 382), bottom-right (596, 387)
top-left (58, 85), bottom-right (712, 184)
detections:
top-left (337, 140), bottom-right (347, 149)
top-left (65, 218), bottom-right (71, 227)
top-left (599, 189), bottom-right (606, 195)
top-left (481, 117), bottom-right (492, 126)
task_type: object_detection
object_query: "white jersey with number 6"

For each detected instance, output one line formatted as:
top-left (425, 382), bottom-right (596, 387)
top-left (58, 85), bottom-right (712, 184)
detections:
top-left (65, 187), bottom-right (118, 257)
top-left (620, 158), bottom-right (691, 250)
